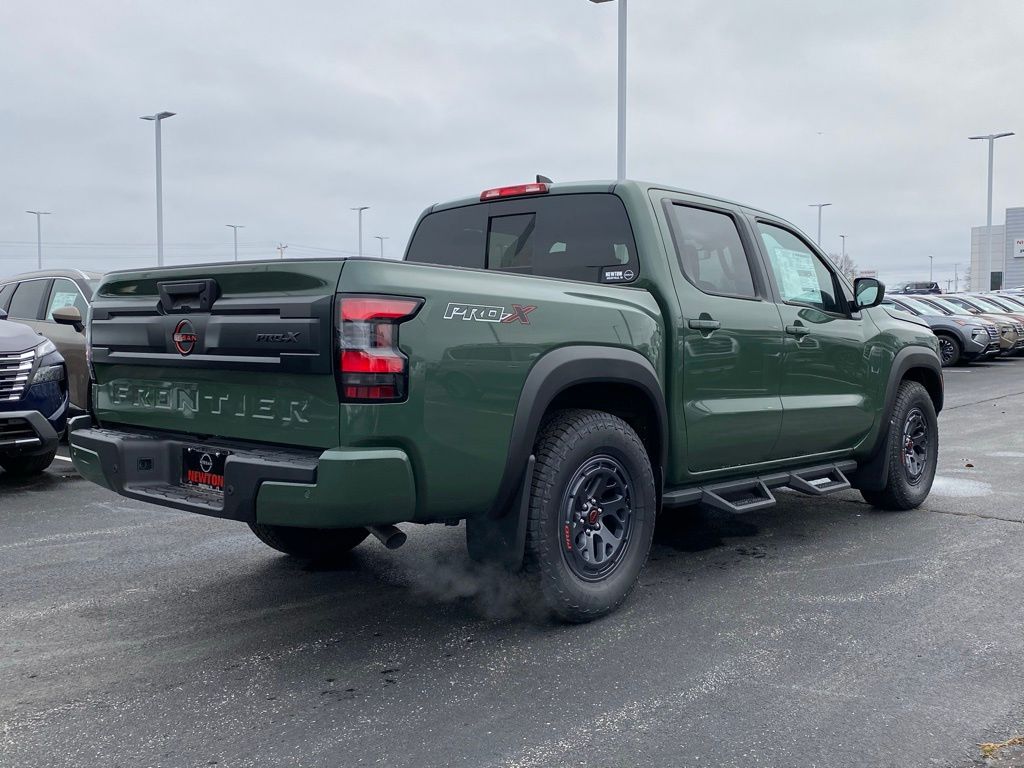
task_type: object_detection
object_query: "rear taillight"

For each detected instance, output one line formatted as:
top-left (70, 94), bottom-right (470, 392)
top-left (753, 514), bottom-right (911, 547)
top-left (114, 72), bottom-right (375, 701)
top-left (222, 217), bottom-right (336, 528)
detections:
top-left (336, 294), bottom-right (422, 402)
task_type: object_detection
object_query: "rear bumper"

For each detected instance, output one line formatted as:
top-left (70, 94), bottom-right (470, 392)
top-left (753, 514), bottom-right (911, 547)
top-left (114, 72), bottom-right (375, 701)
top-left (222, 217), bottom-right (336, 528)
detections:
top-left (68, 416), bottom-right (416, 528)
top-left (0, 410), bottom-right (61, 455)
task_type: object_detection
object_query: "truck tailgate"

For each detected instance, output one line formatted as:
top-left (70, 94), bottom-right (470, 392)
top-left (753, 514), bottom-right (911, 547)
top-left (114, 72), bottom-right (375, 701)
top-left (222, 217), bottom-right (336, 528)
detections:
top-left (89, 261), bottom-right (344, 448)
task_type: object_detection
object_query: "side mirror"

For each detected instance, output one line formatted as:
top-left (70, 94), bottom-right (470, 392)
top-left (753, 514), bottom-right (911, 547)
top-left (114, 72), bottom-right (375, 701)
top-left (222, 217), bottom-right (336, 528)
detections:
top-left (854, 277), bottom-right (885, 310)
top-left (52, 306), bottom-right (85, 333)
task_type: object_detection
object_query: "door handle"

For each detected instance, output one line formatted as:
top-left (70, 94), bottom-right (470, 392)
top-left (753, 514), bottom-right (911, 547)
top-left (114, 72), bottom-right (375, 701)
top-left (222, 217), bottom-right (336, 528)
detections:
top-left (785, 324), bottom-right (810, 337)
top-left (688, 319), bottom-right (721, 331)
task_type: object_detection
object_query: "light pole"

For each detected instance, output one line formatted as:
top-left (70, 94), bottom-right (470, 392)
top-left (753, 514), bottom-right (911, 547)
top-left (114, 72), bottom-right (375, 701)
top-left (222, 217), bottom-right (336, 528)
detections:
top-left (25, 211), bottom-right (51, 270)
top-left (969, 132), bottom-right (1014, 289)
top-left (808, 203), bottom-right (832, 246)
top-left (590, 0), bottom-right (627, 180)
top-left (226, 225), bottom-right (244, 261)
top-left (954, 263), bottom-right (959, 292)
top-left (839, 234), bottom-right (847, 261)
top-left (374, 235), bottom-right (389, 259)
top-left (140, 111), bottom-right (176, 267)
top-left (351, 206), bottom-right (369, 257)
top-left (928, 255), bottom-right (934, 283)
top-left (276, 243), bottom-right (288, 259)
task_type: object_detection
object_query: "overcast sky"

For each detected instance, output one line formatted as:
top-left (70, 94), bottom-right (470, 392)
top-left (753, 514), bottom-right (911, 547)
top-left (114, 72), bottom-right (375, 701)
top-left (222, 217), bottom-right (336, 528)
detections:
top-left (1, 0), bottom-right (1021, 287)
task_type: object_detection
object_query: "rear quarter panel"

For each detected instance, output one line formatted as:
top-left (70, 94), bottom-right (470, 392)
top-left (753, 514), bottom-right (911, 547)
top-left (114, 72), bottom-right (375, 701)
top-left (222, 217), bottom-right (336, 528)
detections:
top-left (338, 259), bottom-right (664, 521)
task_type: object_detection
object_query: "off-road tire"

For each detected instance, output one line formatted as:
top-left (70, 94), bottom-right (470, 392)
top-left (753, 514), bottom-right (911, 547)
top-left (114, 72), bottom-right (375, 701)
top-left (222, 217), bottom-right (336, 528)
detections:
top-left (935, 333), bottom-right (961, 367)
top-left (524, 409), bottom-right (656, 623)
top-left (860, 381), bottom-right (938, 511)
top-left (0, 448), bottom-right (58, 477)
top-left (248, 523), bottom-right (369, 561)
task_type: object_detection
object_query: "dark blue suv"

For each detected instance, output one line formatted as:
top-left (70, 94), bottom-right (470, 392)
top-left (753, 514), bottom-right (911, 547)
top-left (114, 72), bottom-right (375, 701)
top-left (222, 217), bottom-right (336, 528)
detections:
top-left (0, 308), bottom-right (68, 476)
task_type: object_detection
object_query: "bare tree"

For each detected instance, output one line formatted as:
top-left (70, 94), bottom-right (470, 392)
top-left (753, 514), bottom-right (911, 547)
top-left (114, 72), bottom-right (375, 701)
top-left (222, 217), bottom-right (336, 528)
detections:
top-left (827, 251), bottom-right (858, 281)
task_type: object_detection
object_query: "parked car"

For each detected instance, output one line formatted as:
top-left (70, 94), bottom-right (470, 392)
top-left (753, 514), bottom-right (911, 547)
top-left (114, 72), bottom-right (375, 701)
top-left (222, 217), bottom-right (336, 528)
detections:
top-left (0, 309), bottom-right (69, 475)
top-left (0, 269), bottom-right (100, 414)
top-left (915, 296), bottom-right (1022, 356)
top-left (68, 179), bottom-right (942, 621)
top-left (885, 296), bottom-right (1000, 366)
top-left (892, 281), bottom-right (942, 295)
top-left (946, 294), bottom-right (1024, 355)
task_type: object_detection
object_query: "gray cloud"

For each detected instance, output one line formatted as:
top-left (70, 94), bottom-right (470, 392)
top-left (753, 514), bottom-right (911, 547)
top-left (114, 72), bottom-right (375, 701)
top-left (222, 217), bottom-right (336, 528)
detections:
top-left (0, 0), bottom-right (1020, 286)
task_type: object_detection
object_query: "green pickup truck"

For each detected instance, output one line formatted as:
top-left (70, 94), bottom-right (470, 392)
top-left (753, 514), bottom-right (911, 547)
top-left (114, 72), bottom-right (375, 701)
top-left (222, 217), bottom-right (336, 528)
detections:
top-left (70, 180), bottom-right (942, 621)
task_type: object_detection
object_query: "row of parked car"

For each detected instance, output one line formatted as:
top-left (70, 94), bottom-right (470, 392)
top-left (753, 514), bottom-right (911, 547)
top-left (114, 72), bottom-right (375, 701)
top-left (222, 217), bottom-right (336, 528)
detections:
top-left (2, 266), bottom-right (1024, 477)
top-left (882, 291), bottom-right (1024, 366)
top-left (0, 269), bottom-right (98, 476)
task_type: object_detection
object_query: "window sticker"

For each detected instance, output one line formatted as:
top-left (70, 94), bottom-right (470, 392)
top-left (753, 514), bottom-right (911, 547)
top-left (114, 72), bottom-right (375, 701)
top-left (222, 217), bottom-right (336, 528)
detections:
top-left (48, 291), bottom-right (80, 315)
top-left (770, 247), bottom-right (820, 303)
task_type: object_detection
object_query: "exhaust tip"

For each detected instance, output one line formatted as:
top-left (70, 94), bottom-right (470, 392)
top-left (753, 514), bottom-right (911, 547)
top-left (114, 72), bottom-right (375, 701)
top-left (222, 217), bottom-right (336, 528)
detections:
top-left (367, 524), bottom-right (407, 550)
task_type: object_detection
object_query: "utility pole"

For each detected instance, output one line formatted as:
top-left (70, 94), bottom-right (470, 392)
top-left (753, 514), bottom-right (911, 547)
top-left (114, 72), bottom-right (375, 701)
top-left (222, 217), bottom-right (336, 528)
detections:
top-left (954, 263), bottom-right (959, 292)
top-left (25, 210), bottom-right (51, 270)
top-left (276, 243), bottom-right (288, 259)
top-left (140, 111), bottom-right (176, 266)
top-left (808, 203), bottom-right (832, 246)
top-left (374, 235), bottom-right (389, 259)
top-left (226, 224), bottom-right (244, 261)
top-left (351, 206), bottom-right (369, 257)
top-left (589, 0), bottom-right (627, 179)
top-left (969, 132), bottom-right (1014, 289)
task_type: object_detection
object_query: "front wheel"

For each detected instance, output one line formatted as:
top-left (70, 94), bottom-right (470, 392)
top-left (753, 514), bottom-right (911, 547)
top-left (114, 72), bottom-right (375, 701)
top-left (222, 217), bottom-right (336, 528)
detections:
top-left (248, 523), bottom-right (369, 561)
top-left (524, 409), bottom-right (656, 622)
top-left (860, 381), bottom-right (938, 511)
top-left (936, 334), bottom-right (961, 367)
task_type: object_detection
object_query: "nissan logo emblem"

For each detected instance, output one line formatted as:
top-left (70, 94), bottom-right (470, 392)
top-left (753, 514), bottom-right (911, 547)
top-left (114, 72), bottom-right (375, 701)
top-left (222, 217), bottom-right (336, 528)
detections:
top-left (199, 453), bottom-right (214, 473)
top-left (173, 319), bottom-right (198, 356)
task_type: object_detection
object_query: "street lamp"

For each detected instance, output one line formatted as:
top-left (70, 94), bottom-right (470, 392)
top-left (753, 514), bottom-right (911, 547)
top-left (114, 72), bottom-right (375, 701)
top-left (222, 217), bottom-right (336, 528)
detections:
top-left (590, 0), bottom-right (627, 180)
top-left (25, 211), bottom-right (51, 270)
top-left (140, 111), bottom-right (176, 267)
top-left (969, 131), bottom-right (1014, 289)
top-left (351, 206), bottom-right (369, 257)
top-left (808, 203), bottom-right (832, 246)
top-left (928, 254), bottom-right (934, 283)
top-left (839, 234), bottom-right (847, 262)
top-left (226, 224), bottom-right (244, 261)
top-left (374, 235), bottom-right (389, 259)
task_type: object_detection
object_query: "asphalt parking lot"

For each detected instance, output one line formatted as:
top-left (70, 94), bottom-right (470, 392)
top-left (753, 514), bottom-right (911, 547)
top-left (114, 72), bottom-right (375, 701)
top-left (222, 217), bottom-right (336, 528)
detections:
top-left (2, 359), bottom-right (1024, 768)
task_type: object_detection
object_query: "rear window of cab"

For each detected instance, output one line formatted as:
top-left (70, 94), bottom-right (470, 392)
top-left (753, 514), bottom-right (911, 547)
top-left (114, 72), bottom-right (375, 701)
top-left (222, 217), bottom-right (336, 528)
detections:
top-left (405, 193), bottom-right (638, 285)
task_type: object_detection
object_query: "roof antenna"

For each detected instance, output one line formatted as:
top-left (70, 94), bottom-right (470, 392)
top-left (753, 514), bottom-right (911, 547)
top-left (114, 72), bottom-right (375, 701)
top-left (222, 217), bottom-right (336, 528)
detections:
top-left (536, 174), bottom-right (553, 184)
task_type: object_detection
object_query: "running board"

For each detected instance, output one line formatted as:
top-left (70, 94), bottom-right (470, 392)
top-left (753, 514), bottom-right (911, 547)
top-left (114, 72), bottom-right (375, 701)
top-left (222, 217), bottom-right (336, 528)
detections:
top-left (662, 461), bottom-right (856, 514)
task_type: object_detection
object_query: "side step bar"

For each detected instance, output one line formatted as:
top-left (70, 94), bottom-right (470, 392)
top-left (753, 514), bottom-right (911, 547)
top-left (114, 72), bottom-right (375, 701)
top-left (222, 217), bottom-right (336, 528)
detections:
top-left (662, 461), bottom-right (855, 515)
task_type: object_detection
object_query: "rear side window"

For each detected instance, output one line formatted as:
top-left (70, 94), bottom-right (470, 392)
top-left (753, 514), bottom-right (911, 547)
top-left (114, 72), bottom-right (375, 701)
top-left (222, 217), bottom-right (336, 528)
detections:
top-left (406, 193), bottom-right (638, 284)
top-left (0, 283), bottom-right (14, 311)
top-left (7, 279), bottom-right (50, 319)
top-left (666, 204), bottom-right (756, 298)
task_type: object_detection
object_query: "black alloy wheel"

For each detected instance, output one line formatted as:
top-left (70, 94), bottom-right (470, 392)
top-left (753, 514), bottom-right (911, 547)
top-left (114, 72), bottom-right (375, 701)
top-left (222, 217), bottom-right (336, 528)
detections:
top-left (560, 455), bottom-right (635, 582)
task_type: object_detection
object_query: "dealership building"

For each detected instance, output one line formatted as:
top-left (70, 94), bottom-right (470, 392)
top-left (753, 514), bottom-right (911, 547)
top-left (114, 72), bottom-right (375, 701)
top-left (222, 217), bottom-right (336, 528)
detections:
top-left (971, 206), bottom-right (1024, 289)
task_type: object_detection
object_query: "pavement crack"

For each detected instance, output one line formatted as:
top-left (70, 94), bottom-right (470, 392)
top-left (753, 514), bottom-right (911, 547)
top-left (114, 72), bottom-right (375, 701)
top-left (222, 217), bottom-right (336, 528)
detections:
top-left (944, 389), bottom-right (1024, 410)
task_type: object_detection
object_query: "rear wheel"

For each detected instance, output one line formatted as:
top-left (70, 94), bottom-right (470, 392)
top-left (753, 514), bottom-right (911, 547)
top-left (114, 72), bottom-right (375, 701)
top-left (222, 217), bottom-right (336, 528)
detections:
top-left (248, 523), bottom-right (369, 561)
top-left (0, 448), bottom-right (58, 477)
top-left (524, 409), bottom-right (656, 622)
top-left (860, 381), bottom-right (938, 511)
top-left (936, 334), bottom-right (961, 367)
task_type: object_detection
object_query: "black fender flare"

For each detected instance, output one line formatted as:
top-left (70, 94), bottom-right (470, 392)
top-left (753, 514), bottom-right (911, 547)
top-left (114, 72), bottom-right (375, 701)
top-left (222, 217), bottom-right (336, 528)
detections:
top-left (850, 346), bottom-right (943, 491)
top-left (467, 345), bottom-right (667, 567)
top-left (492, 345), bottom-right (667, 518)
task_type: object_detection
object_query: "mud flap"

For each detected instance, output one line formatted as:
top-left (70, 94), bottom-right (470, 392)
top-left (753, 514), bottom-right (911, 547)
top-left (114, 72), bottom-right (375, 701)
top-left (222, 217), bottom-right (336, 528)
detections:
top-left (466, 455), bottom-right (535, 570)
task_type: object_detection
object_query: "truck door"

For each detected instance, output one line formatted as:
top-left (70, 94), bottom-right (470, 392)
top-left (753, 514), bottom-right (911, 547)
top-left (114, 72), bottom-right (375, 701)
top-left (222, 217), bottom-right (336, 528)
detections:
top-left (750, 218), bottom-right (876, 458)
top-left (657, 196), bottom-right (785, 472)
